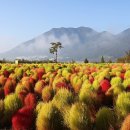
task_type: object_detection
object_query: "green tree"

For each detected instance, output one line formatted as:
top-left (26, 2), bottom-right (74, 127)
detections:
top-left (49, 42), bottom-right (63, 62)
top-left (101, 56), bottom-right (105, 63)
top-left (125, 50), bottom-right (130, 63)
top-left (84, 58), bottom-right (89, 63)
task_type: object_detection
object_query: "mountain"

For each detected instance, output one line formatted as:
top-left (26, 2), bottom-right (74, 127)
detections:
top-left (1, 27), bottom-right (130, 61)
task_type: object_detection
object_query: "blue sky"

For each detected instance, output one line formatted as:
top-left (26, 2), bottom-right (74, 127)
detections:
top-left (0, 0), bottom-right (130, 52)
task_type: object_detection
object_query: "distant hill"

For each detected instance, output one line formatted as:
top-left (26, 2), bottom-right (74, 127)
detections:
top-left (1, 27), bottom-right (130, 61)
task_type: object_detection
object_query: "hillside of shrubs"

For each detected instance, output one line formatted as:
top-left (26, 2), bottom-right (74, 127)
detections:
top-left (1, 63), bottom-right (130, 130)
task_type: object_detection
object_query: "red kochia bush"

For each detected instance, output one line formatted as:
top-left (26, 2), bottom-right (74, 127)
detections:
top-left (56, 82), bottom-right (70, 90)
top-left (0, 75), bottom-right (7, 87)
top-left (24, 93), bottom-right (37, 108)
top-left (37, 68), bottom-right (45, 80)
top-left (18, 89), bottom-right (28, 105)
top-left (120, 73), bottom-right (125, 80)
top-left (4, 78), bottom-right (16, 96)
top-left (3, 70), bottom-right (10, 78)
top-left (12, 106), bottom-right (34, 130)
top-left (100, 79), bottom-right (111, 93)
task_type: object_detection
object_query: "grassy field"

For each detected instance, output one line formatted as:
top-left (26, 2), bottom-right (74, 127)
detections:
top-left (0, 63), bottom-right (130, 130)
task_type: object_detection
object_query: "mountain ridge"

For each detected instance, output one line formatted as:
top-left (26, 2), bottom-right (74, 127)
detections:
top-left (0, 27), bottom-right (130, 61)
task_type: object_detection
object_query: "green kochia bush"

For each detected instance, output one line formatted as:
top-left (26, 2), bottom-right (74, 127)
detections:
top-left (4, 93), bottom-right (22, 124)
top-left (110, 77), bottom-right (124, 95)
top-left (62, 105), bottom-right (71, 129)
top-left (42, 86), bottom-right (54, 102)
top-left (124, 70), bottom-right (130, 79)
top-left (123, 78), bottom-right (130, 89)
top-left (15, 83), bottom-right (25, 94)
top-left (35, 101), bottom-right (44, 115)
top-left (95, 107), bottom-right (117, 130)
top-left (52, 88), bottom-right (74, 110)
top-left (79, 87), bottom-right (101, 109)
top-left (36, 102), bottom-right (64, 130)
top-left (67, 102), bottom-right (92, 130)
top-left (116, 92), bottom-right (130, 117)
top-left (92, 79), bottom-right (100, 91)
top-left (111, 77), bottom-right (122, 87)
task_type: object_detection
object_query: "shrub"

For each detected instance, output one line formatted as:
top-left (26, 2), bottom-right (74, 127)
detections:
top-left (4, 93), bottom-right (22, 124)
top-left (116, 92), bottom-right (130, 117)
top-left (42, 86), bottom-right (54, 102)
top-left (95, 107), bottom-right (117, 130)
top-left (52, 88), bottom-right (74, 110)
top-left (121, 114), bottom-right (130, 130)
top-left (12, 106), bottom-right (35, 130)
top-left (36, 102), bottom-right (63, 130)
top-left (34, 80), bottom-right (46, 96)
top-left (79, 88), bottom-right (101, 110)
top-left (24, 93), bottom-right (37, 108)
top-left (68, 102), bottom-right (92, 130)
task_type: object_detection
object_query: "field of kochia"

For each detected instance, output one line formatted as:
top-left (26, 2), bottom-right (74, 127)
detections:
top-left (1, 63), bottom-right (130, 130)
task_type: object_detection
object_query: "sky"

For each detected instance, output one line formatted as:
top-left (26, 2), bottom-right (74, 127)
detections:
top-left (0, 0), bottom-right (130, 52)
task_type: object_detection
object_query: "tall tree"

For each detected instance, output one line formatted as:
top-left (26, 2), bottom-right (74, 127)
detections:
top-left (49, 42), bottom-right (63, 62)
top-left (101, 56), bottom-right (105, 63)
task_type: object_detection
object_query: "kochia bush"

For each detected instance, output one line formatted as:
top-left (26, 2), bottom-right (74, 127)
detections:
top-left (36, 102), bottom-right (63, 130)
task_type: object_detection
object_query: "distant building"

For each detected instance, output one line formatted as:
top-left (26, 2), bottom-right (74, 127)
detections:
top-left (15, 59), bottom-right (19, 65)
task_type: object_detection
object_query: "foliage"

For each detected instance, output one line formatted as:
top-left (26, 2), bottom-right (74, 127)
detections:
top-left (4, 93), bottom-right (22, 124)
top-left (95, 107), bottom-right (117, 130)
top-left (36, 102), bottom-right (63, 130)
top-left (100, 56), bottom-right (105, 63)
top-left (84, 58), bottom-right (89, 63)
top-left (67, 102), bottom-right (92, 130)
top-left (49, 42), bottom-right (63, 62)
top-left (52, 88), bottom-right (74, 110)
top-left (116, 92), bottom-right (130, 117)
top-left (121, 114), bottom-right (130, 130)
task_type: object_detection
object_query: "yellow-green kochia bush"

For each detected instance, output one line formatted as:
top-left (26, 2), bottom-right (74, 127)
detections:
top-left (62, 105), bottom-right (71, 129)
top-left (67, 102), bottom-right (92, 130)
top-left (123, 78), bottom-right (130, 89)
top-left (111, 77), bottom-right (122, 86)
top-left (15, 68), bottom-right (23, 80)
top-left (95, 107), bottom-right (117, 130)
top-left (34, 80), bottom-right (45, 95)
top-left (35, 101), bottom-right (44, 115)
top-left (52, 88), bottom-right (74, 110)
top-left (116, 92), bottom-right (130, 117)
top-left (108, 77), bottom-right (124, 95)
top-left (124, 70), bottom-right (130, 79)
top-left (15, 83), bottom-right (25, 94)
top-left (42, 86), bottom-right (54, 102)
top-left (92, 79), bottom-right (100, 91)
top-left (4, 93), bottom-right (22, 124)
top-left (36, 102), bottom-right (64, 130)
top-left (79, 87), bottom-right (101, 109)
